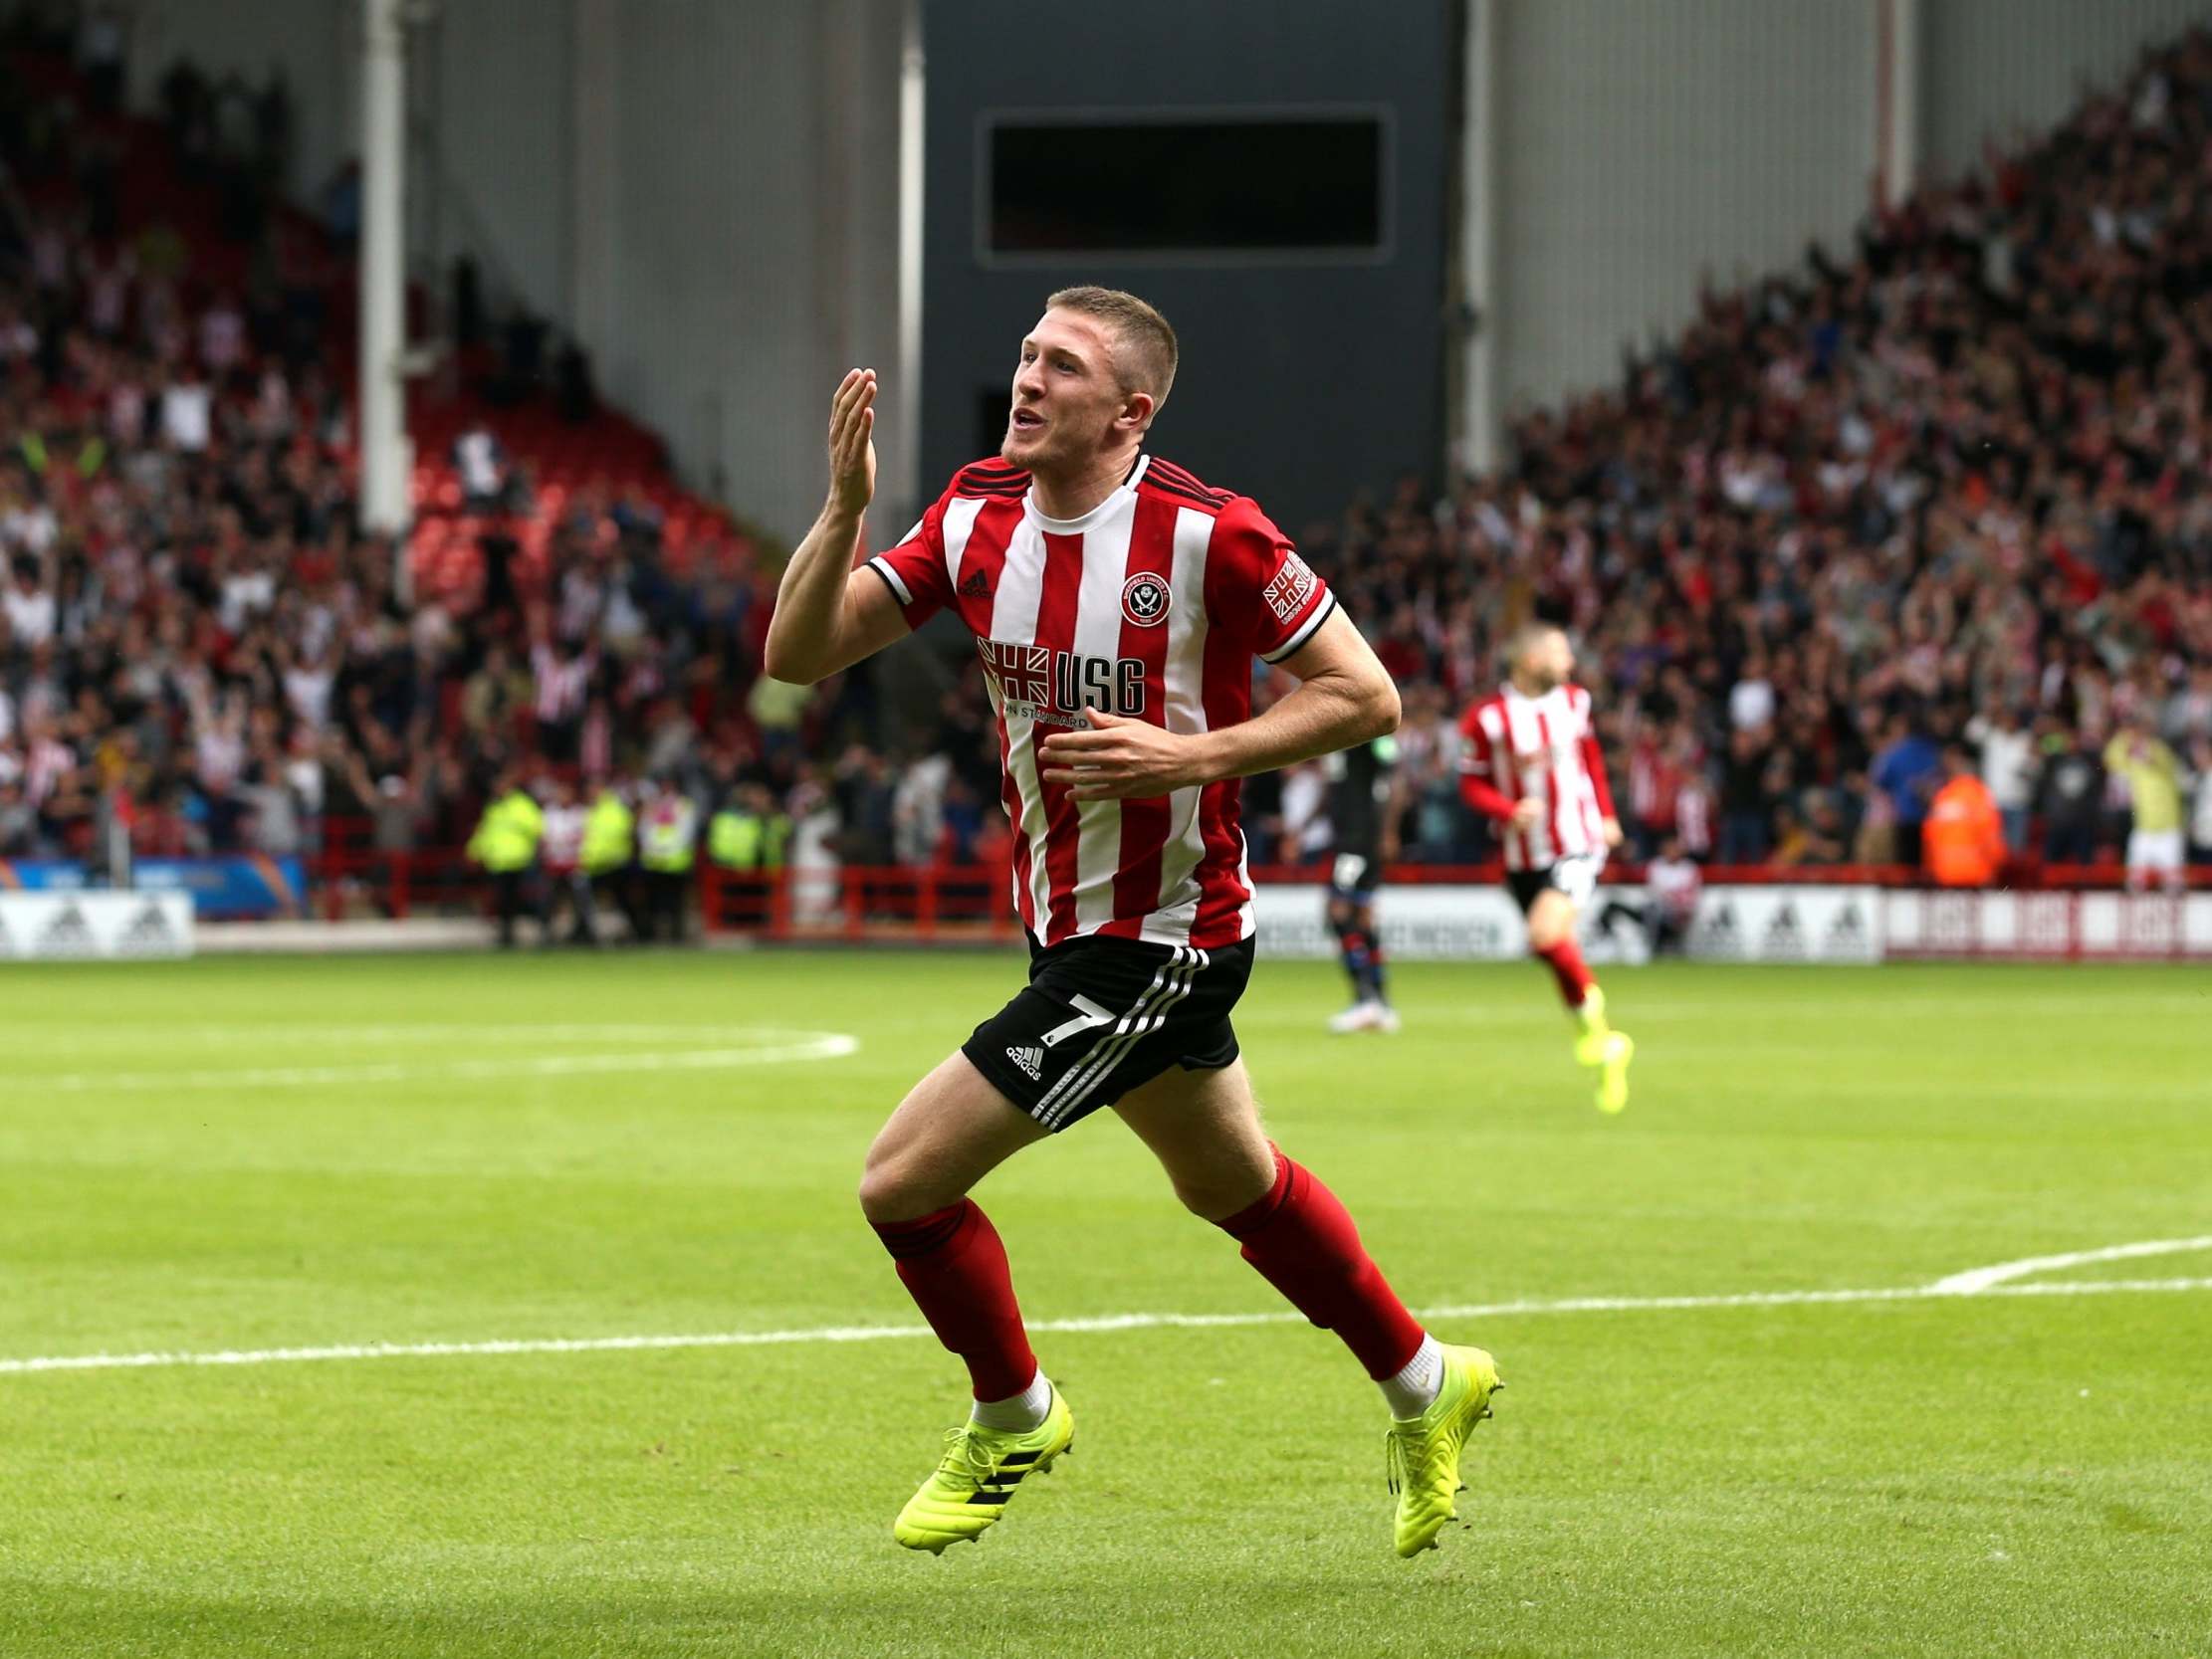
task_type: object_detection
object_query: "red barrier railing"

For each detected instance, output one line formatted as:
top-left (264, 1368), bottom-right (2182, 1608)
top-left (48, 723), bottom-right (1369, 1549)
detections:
top-left (293, 840), bottom-right (2207, 938)
top-left (690, 860), bottom-right (2205, 942)
top-left (699, 863), bottom-right (1019, 942)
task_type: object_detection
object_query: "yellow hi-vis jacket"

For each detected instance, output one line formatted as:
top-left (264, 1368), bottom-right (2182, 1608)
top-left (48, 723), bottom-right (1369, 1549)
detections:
top-left (639, 795), bottom-right (700, 874)
top-left (467, 789), bottom-right (544, 873)
top-left (708, 809), bottom-right (791, 870)
top-left (580, 790), bottom-right (634, 875)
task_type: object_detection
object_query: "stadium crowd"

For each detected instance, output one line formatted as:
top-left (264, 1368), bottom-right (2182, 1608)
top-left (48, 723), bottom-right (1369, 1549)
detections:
top-left (0, 14), bottom-right (849, 909)
top-left (2, 10), bottom-right (2209, 917)
top-left (1298, 30), bottom-right (2212, 884)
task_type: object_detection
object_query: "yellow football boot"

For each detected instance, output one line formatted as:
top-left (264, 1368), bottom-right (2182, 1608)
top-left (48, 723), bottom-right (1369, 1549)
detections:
top-left (1571, 984), bottom-right (1612, 1066)
top-left (1386, 1345), bottom-right (1503, 1557)
top-left (892, 1388), bottom-right (1073, 1554)
top-left (1595, 1031), bottom-right (1635, 1115)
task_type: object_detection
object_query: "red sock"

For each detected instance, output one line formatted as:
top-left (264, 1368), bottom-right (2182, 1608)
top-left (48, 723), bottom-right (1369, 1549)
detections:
top-left (1216, 1148), bottom-right (1426, 1379)
top-left (871, 1199), bottom-right (1037, 1401)
top-left (1535, 937), bottom-right (1595, 1009)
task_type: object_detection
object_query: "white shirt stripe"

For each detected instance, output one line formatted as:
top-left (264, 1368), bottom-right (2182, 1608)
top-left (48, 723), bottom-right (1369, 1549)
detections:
top-left (940, 496), bottom-right (986, 593)
top-left (1144, 506), bottom-right (1217, 946)
top-left (1496, 684), bottom-right (1602, 869)
top-left (986, 516), bottom-right (1053, 930)
top-left (1069, 509), bottom-right (1137, 934)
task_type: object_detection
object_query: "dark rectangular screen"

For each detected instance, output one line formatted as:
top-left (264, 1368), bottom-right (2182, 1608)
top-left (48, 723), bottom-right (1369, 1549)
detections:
top-left (987, 115), bottom-right (1384, 256)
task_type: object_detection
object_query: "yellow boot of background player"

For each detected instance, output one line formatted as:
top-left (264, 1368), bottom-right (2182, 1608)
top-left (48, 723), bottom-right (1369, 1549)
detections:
top-left (1571, 985), bottom-right (1612, 1066)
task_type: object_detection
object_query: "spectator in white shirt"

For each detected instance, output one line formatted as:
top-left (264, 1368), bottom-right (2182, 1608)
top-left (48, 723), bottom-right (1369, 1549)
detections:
top-left (161, 370), bottom-right (213, 452)
top-left (1729, 656), bottom-right (1776, 731)
top-left (218, 550), bottom-right (278, 633)
top-left (3, 554), bottom-right (55, 647)
top-left (454, 423), bottom-right (512, 513)
top-left (2, 481), bottom-right (59, 556)
top-left (1966, 707), bottom-right (2037, 851)
top-left (893, 751), bottom-right (952, 866)
top-left (281, 641), bottom-right (335, 731)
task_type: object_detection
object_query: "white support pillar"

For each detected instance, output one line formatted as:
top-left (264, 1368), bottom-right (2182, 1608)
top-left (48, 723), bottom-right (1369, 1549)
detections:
top-left (358, 0), bottom-right (411, 540)
top-left (1877, 0), bottom-right (1920, 209)
top-left (894, 0), bottom-right (926, 532)
top-left (1458, 0), bottom-right (1503, 476)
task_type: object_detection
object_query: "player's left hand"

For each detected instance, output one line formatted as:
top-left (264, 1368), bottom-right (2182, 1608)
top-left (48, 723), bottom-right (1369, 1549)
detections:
top-left (1039, 710), bottom-right (1205, 799)
top-left (1601, 815), bottom-right (1625, 849)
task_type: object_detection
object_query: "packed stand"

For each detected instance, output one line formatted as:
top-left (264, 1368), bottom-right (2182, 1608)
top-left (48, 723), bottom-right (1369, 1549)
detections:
top-left (806, 31), bottom-right (2212, 893)
top-left (9, 8), bottom-right (2212, 924)
top-left (0, 13), bottom-right (896, 928)
top-left (1292, 33), bottom-right (2212, 889)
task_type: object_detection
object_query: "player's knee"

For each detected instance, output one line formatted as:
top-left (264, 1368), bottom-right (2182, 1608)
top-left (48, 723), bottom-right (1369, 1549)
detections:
top-left (856, 1141), bottom-right (929, 1224)
top-left (1170, 1171), bottom-right (1250, 1222)
top-left (1526, 907), bottom-right (1568, 951)
top-left (1163, 1150), bottom-right (1275, 1223)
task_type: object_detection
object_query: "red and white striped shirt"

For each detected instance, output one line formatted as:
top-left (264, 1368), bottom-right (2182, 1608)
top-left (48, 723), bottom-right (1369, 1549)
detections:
top-left (1455, 683), bottom-right (1616, 870)
top-left (866, 454), bottom-right (1336, 948)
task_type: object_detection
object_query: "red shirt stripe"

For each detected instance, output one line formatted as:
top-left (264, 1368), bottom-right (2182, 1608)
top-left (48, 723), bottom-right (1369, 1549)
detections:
top-left (1033, 530), bottom-right (1086, 941)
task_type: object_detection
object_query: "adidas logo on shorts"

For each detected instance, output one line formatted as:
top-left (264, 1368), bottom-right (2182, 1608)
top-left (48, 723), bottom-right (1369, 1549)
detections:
top-left (1004, 1045), bottom-right (1044, 1081)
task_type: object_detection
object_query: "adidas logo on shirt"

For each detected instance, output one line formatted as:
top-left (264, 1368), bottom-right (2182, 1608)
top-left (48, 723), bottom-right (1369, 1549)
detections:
top-left (1004, 1045), bottom-right (1044, 1082)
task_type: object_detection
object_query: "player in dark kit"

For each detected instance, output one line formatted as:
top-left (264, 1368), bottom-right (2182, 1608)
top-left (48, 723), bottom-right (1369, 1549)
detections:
top-left (764, 288), bottom-right (1501, 1559)
top-left (1323, 734), bottom-right (1402, 1033)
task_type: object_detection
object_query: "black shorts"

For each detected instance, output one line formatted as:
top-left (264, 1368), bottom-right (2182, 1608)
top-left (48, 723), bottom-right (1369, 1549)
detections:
top-left (1328, 852), bottom-right (1383, 903)
top-left (962, 933), bottom-right (1254, 1133)
top-left (1506, 854), bottom-right (1604, 915)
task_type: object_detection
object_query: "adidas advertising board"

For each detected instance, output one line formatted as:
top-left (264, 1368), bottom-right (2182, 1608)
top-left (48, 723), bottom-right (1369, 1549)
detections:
top-left (0, 893), bottom-right (194, 961)
top-left (1248, 884), bottom-right (1882, 963)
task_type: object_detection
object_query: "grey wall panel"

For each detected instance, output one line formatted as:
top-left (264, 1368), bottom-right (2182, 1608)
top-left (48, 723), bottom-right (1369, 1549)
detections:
top-left (578, 0), bottom-right (904, 542)
top-left (1921, 0), bottom-right (2212, 176)
top-left (1495, 0), bottom-right (1874, 415)
top-left (921, 0), bottom-right (1455, 532)
top-left (127, 0), bottom-right (355, 200)
top-left (428, 0), bottom-right (573, 321)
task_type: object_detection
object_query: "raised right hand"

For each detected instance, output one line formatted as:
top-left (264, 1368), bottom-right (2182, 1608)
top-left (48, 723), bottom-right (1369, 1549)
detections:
top-left (827, 368), bottom-right (877, 518)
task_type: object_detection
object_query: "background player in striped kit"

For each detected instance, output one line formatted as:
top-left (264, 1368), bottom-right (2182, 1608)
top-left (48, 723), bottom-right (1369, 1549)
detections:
top-left (1456, 623), bottom-right (1636, 1113)
top-left (765, 289), bottom-right (1501, 1558)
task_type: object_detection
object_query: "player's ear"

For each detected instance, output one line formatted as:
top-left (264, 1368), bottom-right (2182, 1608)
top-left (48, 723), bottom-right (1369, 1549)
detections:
top-left (1118, 388), bottom-right (1156, 435)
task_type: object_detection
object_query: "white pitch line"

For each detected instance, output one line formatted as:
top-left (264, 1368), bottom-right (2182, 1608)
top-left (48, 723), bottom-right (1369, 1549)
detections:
top-left (12, 1033), bottom-right (861, 1093)
top-left (4, 1275), bottom-right (2209, 1378)
top-left (1926, 1235), bottom-right (2212, 1295)
top-left (4, 1023), bottom-right (806, 1050)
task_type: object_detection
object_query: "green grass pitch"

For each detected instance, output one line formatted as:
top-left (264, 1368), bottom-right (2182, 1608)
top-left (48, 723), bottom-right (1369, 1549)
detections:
top-left (2, 950), bottom-right (2208, 1657)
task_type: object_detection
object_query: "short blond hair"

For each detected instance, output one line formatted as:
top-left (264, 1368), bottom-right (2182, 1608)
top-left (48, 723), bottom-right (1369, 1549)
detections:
top-left (1046, 286), bottom-right (1179, 420)
top-left (1505, 620), bottom-right (1564, 668)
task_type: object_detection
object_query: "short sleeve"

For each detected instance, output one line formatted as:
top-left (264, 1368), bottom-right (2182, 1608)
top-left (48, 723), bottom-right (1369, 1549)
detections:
top-left (1455, 706), bottom-right (1494, 775)
top-left (864, 496), bottom-right (953, 628)
top-left (1205, 497), bottom-right (1337, 664)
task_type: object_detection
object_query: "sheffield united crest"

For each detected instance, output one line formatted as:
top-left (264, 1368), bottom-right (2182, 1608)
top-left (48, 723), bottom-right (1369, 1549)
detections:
top-left (1121, 572), bottom-right (1170, 627)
